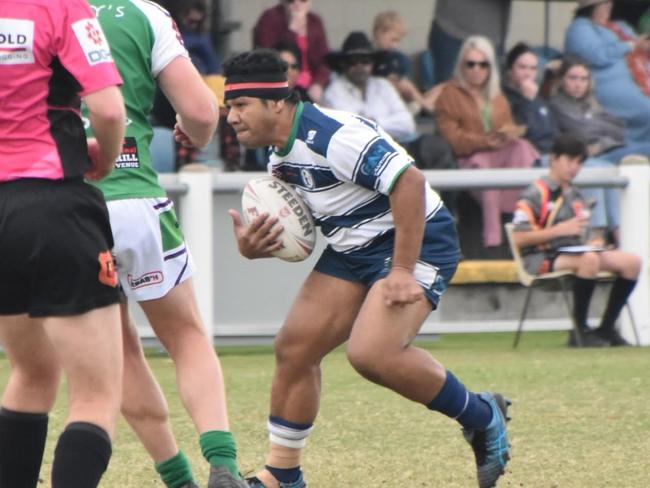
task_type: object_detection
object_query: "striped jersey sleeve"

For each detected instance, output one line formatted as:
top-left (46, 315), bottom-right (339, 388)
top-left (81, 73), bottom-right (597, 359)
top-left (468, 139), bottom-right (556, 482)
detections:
top-left (326, 118), bottom-right (414, 195)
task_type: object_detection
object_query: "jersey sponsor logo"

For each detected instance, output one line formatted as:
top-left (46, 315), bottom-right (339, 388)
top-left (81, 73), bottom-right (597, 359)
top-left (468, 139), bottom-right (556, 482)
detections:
top-left (71, 18), bottom-right (113, 66)
top-left (360, 139), bottom-right (393, 177)
top-left (98, 250), bottom-right (118, 287)
top-left (0, 18), bottom-right (34, 64)
top-left (115, 137), bottom-right (140, 168)
top-left (90, 5), bottom-right (126, 19)
top-left (128, 271), bottom-right (164, 289)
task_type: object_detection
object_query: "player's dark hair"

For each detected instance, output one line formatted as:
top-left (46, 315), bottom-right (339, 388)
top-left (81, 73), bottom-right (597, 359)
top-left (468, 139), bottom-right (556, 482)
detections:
top-left (222, 49), bottom-right (300, 104)
top-left (550, 134), bottom-right (588, 162)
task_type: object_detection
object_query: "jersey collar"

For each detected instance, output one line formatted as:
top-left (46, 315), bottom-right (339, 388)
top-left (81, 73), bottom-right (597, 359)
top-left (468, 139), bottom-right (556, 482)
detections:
top-left (274, 101), bottom-right (304, 157)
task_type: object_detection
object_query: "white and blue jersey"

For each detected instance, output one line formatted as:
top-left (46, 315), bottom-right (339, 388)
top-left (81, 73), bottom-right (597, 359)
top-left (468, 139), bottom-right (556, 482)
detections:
top-left (269, 102), bottom-right (459, 307)
top-left (269, 102), bottom-right (459, 263)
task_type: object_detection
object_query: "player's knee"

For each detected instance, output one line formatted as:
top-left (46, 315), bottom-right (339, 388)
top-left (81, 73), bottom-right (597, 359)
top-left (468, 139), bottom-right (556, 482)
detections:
top-left (274, 331), bottom-right (315, 369)
top-left (346, 345), bottom-right (382, 383)
top-left (16, 359), bottom-right (61, 391)
top-left (10, 361), bottom-right (60, 409)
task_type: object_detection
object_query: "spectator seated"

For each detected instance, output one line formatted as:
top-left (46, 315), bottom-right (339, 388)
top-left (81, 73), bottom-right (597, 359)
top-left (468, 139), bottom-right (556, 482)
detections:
top-left (435, 35), bottom-right (539, 250)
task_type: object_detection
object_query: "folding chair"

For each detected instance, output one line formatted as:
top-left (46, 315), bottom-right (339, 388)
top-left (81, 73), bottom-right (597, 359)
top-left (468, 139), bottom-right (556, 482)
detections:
top-left (505, 224), bottom-right (642, 347)
top-left (505, 223), bottom-right (579, 348)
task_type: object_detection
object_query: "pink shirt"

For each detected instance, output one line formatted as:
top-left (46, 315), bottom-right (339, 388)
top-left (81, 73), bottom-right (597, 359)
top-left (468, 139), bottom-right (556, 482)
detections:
top-left (295, 35), bottom-right (312, 89)
top-left (0, 0), bottom-right (122, 182)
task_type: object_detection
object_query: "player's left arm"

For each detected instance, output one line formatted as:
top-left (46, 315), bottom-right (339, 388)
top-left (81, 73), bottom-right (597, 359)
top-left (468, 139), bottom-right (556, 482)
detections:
top-left (384, 165), bottom-right (426, 306)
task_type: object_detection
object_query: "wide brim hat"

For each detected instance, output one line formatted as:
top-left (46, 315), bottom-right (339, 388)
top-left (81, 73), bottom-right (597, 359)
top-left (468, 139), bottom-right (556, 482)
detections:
top-left (576, 0), bottom-right (609, 9)
top-left (325, 31), bottom-right (384, 72)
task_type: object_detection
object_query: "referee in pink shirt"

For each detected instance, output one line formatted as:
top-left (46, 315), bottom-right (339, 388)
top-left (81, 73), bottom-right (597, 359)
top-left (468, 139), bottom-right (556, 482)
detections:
top-left (0, 1), bottom-right (125, 486)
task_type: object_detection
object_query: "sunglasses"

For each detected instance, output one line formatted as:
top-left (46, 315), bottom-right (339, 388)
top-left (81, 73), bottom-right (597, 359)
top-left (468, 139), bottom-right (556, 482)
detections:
top-left (285, 0), bottom-right (308, 3)
top-left (345, 56), bottom-right (373, 66)
top-left (465, 60), bottom-right (490, 70)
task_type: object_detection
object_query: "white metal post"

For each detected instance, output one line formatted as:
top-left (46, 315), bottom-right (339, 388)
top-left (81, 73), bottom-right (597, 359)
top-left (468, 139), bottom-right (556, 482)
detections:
top-left (619, 163), bottom-right (650, 345)
top-left (178, 165), bottom-right (214, 340)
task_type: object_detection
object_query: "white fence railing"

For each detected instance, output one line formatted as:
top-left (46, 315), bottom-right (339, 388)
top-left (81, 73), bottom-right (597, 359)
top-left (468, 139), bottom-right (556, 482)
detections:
top-left (143, 164), bottom-right (648, 346)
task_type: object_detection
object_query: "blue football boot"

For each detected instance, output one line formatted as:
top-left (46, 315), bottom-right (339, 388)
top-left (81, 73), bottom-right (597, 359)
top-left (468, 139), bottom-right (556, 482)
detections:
top-left (462, 392), bottom-right (512, 488)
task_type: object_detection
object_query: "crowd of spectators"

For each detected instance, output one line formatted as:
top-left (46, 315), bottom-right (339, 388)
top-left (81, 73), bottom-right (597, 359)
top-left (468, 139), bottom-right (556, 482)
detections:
top-left (151, 0), bottom-right (650, 258)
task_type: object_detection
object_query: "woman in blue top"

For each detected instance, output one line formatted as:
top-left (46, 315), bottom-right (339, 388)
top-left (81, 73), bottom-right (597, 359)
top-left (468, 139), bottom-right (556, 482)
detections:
top-left (564, 0), bottom-right (650, 146)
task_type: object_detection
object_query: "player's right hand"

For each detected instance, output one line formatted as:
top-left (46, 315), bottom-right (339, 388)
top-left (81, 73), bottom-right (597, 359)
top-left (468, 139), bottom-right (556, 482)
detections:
top-left (383, 267), bottom-right (424, 307)
top-left (173, 121), bottom-right (194, 148)
top-left (85, 137), bottom-right (112, 180)
top-left (228, 209), bottom-right (284, 259)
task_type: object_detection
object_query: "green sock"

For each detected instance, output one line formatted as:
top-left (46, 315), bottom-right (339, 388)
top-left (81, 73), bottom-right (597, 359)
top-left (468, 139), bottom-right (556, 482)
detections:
top-left (155, 450), bottom-right (194, 488)
top-left (199, 430), bottom-right (240, 479)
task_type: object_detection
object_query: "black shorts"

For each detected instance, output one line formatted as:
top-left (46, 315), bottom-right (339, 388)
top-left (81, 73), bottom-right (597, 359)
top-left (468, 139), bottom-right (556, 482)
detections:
top-left (0, 178), bottom-right (120, 317)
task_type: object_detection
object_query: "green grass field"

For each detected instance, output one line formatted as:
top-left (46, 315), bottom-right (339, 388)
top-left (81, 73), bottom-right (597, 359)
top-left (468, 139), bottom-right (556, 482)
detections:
top-left (1, 331), bottom-right (649, 487)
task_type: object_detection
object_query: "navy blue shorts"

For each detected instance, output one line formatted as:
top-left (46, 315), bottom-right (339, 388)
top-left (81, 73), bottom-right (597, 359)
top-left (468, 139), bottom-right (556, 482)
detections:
top-left (314, 207), bottom-right (460, 309)
top-left (0, 178), bottom-right (120, 317)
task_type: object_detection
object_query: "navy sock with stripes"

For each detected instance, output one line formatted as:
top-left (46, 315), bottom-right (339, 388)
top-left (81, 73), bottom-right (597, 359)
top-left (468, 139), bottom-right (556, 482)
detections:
top-left (426, 370), bottom-right (492, 430)
top-left (265, 416), bottom-right (313, 484)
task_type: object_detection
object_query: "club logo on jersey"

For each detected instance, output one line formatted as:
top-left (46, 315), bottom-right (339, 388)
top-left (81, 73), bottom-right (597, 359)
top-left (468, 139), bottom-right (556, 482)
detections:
top-left (301, 169), bottom-right (315, 189)
top-left (98, 251), bottom-right (118, 287)
top-left (72, 18), bottom-right (113, 66)
top-left (360, 139), bottom-right (393, 177)
top-left (115, 137), bottom-right (140, 169)
top-left (128, 271), bottom-right (164, 289)
top-left (173, 22), bottom-right (185, 45)
top-left (0, 18), bottom-right (34, 65)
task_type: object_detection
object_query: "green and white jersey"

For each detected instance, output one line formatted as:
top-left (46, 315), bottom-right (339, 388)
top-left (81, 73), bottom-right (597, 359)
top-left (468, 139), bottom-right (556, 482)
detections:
top-left (86, 0), bottom-right (188, 200)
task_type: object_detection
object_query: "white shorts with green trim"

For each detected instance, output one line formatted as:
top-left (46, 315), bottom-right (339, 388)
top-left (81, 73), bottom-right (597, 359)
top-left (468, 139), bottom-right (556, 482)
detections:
top-left (107, 197), bottom-right (195, 301)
